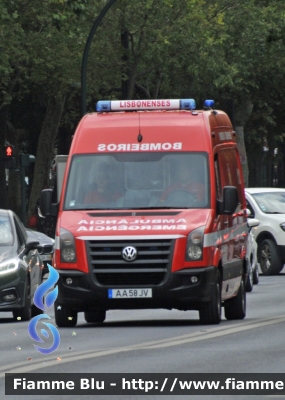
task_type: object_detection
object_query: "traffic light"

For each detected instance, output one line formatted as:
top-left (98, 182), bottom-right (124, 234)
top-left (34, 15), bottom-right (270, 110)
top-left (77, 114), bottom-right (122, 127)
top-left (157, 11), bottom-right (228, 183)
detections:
top-left (3, 145), bottom-right (16, 169)
top-left (4, 145), bottom-right (14, 157)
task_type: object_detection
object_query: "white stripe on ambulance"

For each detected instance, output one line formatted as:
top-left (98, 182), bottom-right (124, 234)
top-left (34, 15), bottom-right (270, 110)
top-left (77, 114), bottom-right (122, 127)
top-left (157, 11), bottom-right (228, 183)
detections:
top-left (98, 142), bottom-right (182, 152)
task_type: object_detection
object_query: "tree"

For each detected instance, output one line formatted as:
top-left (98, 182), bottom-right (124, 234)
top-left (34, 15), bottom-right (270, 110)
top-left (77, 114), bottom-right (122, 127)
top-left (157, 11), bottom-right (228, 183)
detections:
top-left (0, 0), bottom-right (103, 218)
top-left (2, 0), bottom-right (285, 225)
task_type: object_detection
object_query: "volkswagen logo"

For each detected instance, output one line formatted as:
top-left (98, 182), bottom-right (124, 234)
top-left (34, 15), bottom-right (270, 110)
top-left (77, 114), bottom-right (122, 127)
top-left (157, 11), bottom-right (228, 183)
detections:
top-left (122, 246), bottom-right (137, 262)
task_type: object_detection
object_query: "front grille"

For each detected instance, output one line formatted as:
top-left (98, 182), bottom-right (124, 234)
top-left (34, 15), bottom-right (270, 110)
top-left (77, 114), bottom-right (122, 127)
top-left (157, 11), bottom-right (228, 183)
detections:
top-left (86, 239), bottom-right (174, 287)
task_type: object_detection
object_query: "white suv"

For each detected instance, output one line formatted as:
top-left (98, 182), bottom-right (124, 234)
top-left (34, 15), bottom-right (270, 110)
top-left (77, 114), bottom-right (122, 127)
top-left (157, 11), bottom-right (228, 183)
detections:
top-left (245, 188), bottom-right (285, 275)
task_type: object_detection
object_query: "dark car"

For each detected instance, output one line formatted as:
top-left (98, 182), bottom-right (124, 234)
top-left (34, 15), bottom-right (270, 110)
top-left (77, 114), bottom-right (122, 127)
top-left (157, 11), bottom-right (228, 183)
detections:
top-left (25, 229), bottom-right (54, 276)
top-left (0, 209), bottom-right (43, 321)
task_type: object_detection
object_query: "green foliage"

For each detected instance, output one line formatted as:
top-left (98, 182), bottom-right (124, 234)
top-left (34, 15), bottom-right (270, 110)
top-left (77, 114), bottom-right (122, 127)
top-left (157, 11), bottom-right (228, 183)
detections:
top-left (2, 0), bottom-right (285, 200)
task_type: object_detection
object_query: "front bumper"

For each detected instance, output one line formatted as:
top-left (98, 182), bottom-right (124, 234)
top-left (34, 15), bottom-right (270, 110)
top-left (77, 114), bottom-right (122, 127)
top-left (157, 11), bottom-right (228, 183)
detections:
top-left (56, 267), bottom-right (218, 312)
top-left (0, 269), bottom-right (26, 311)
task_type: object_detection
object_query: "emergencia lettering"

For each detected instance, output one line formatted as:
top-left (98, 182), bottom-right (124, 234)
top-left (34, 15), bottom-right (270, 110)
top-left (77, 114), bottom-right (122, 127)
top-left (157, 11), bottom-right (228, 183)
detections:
top-left (77, 218), bottom-right (187, 232)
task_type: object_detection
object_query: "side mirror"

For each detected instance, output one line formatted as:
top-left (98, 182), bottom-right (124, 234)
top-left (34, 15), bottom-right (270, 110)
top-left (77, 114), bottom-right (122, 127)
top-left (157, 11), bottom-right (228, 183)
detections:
top-left (247, 218), bottom-right (260, 232)
top-left (39, 189), bottom-right (58, 217)
top-left (25, 240), bottom-right (40, 254)
top-left (217, 186), bottom-right (239, 215)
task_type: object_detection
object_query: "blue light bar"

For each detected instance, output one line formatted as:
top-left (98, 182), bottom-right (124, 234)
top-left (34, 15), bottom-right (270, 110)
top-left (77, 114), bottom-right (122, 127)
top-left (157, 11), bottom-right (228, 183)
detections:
top-left (204, 99), bottom-right (215, 108)
top-left (180, 99), bottom-right (196, 110)
top-left (96, 101), bottom-right (111, 112)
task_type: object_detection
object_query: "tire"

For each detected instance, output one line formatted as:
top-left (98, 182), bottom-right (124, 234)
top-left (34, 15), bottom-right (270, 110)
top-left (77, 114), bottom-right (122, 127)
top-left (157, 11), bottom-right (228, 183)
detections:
top-left (13, 278), bottom-right (31, 322)
top-left (245, 260), bottom-right (253, 293)
top-left (258, 239), bottom-right (283, 275)
top-left (253, 263), bottom-right (259, 285)
top-left (224, 278), bottom-right (246, 320)
top-left (84, 310), bottom-right (106, 323)
top-left (199, 272), bottom-right (221, 325)
top-left (54, 300), bottom-right (77, 327)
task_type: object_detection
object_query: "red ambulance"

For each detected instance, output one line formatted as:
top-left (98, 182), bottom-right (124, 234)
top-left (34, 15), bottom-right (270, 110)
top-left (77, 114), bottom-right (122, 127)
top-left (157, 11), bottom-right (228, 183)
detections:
top-left (40, 99), bottom-right (248, 326)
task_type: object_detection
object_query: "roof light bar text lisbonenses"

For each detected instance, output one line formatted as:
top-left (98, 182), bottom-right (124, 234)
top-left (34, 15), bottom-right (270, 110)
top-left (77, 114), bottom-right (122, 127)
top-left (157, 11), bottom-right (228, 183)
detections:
top-left (96, 99), bottom-right (196, 112)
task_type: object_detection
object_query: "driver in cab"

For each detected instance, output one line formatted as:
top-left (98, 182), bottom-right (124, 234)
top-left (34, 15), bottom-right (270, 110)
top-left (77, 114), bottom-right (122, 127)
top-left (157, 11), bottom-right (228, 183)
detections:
top-left (84, 161), bottom-right (120, 204)
top-left (160, 161), bottom-right (205, 203)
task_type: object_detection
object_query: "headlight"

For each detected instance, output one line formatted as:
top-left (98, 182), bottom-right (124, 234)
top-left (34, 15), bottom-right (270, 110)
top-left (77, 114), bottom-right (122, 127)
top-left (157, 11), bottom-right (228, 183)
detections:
top-left (280, 223), bottom-right (285, 232)
top-left (60, 228), bottom-right (76, 263)
top-left (0, 258), bottom-right (19, 275)
top-left (188, 246), bottom-right (203, 260)
top-left (185, 226), bottom-right (204, 261)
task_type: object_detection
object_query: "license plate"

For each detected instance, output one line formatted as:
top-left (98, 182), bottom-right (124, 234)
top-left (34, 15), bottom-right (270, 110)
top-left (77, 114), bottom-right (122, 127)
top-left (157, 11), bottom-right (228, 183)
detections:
top-left (108, 289), bottom-right (152, 298)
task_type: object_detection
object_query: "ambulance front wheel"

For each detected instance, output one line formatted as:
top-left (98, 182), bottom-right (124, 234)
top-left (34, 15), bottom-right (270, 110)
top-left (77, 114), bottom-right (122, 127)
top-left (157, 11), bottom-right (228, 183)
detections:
top-left (224, 278), bottom-right (246, 320)
top-left (54, 300), bottom-right (78, 327)
top-left (253, 264), bottom-right (259, 285)
top-left (199, 272), bottom-right (221, 325)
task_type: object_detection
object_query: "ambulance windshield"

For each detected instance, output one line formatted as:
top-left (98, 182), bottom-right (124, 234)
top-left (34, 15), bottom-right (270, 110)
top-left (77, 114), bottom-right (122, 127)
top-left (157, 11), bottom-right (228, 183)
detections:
top-left (64, 152), bottom-right (209, 210)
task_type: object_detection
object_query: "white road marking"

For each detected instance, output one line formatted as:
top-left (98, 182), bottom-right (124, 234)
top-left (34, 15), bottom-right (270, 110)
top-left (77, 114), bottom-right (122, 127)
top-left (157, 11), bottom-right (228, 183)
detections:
top-left (1, 314), bottom-right (285, 377)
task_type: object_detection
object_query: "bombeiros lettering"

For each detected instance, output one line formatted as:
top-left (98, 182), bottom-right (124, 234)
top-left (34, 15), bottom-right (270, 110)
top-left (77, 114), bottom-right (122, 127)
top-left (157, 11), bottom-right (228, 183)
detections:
top-left (98, 142), bottom-right (182, 152)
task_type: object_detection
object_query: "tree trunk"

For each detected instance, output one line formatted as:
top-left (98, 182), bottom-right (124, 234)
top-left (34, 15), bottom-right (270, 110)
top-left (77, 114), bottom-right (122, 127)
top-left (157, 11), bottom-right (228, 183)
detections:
top-left (27, 93), bottom-right (66, 225)
top-left (235, 126), bottom-right (249, 187)
top-left (234, 100), bottom-right (253, 187)
top-left (265, 129), bottom-right (274, 187)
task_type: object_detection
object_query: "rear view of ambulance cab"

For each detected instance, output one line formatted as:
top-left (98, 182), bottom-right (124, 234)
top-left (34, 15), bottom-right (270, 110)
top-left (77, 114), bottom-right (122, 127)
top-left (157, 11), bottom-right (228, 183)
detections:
top-left (40, 99), bottom-right (248, 327)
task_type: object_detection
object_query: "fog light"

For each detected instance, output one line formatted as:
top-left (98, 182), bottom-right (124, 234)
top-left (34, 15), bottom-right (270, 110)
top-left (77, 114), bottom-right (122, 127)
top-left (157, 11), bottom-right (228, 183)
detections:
top-left (3, 293), bottom-right (16, 301)
top-left (191, 276), bottom-right (198, 283)
top-left (66, 277), bottom-right (73, 285)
